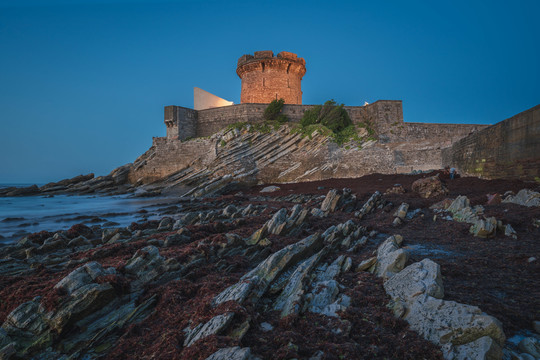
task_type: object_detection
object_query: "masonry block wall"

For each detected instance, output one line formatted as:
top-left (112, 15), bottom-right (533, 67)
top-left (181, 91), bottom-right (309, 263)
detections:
top-left (442, 104), bottom-right (540, 180)
top-left (128, 137), bottom-right (216, 183)
top-left (170, 101), bottom-right (406, 138)
top-left (164, 106), bottom-right (197, 140)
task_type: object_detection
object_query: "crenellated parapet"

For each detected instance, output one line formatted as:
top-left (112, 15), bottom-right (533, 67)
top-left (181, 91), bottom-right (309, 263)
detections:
top-left (236, 50), bottom-right (306, 104)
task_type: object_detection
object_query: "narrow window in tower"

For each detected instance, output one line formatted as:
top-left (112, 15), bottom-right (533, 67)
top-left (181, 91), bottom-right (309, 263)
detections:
top-left (287, 78), bottom-right (290, 88)
top-left (261, 63), bottom-right (265, 73)
top-left (263, 78), bottom-right (265, 87)
top-left (286, 63), bottom-right (291, 74)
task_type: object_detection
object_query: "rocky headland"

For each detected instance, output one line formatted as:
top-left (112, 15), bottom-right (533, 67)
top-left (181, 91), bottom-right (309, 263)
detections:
top-left (1, 171), bottom-right (539, 360)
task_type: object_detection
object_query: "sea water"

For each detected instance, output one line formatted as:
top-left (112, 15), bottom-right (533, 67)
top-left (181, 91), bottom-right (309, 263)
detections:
top-left (0, 187), bottom-right (177, 244)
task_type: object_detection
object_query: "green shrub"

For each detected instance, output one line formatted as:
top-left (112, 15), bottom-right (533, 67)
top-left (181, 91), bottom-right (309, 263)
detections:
top-left (227, 122), bottom-right (249, 131)
top-left (300, 105), bottom-right (322, 127)
top-left (299, 100), bottom-right (351, 133)
top-left (264, 98), bottom-right (287, 122)
top-left (296, 100), bottom-right (375, 146)
top-left (276, 114), bottom-right (288, 124)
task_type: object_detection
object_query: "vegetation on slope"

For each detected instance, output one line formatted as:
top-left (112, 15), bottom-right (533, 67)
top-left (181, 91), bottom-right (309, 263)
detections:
top-left (292, 100), bottom-right (376, 146)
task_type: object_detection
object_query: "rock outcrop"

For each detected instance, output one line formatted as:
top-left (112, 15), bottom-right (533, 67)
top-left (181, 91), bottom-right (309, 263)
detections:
top-left (364, 233), bottom-right (506, 359)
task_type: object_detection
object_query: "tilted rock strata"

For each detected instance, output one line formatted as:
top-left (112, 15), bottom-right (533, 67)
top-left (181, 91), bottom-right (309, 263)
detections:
top-left (367, 234), bottom-right (506, 359)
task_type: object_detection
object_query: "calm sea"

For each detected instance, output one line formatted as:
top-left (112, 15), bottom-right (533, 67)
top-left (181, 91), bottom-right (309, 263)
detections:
top-left (0, 185), bottom-right (177, 244)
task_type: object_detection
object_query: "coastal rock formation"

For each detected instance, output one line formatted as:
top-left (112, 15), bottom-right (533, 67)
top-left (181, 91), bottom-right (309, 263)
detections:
top-left (1, 173), bottom-right (539, 359)
top-left (0, 164), bottom-right (134, 198)
top-left (367, 238), bottom-right (506, 359)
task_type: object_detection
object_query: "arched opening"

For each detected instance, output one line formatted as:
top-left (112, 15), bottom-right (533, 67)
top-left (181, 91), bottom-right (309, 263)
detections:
top-left (286, 63), bottom-right (291, 74)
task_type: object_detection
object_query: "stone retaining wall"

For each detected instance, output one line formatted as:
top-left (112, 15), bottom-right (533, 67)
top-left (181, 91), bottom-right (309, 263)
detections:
top-left (442, 104), bottom-right (540, 180)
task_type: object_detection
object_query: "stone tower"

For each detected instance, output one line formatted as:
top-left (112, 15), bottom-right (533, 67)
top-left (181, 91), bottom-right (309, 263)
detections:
top-left (236, 51), bottom-right (306, 104)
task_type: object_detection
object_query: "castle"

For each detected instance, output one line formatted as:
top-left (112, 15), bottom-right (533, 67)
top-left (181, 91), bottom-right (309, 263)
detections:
top-left (129, 51), bottom-right (539, 185)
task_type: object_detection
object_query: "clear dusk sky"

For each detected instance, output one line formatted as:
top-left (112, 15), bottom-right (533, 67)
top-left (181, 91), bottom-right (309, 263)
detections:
top-left (0, 0), bottom-right (538, 184)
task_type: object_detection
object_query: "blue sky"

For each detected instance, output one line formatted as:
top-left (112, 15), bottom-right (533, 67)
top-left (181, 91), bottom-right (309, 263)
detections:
top-left (0, 0), bottom-right (538, 183)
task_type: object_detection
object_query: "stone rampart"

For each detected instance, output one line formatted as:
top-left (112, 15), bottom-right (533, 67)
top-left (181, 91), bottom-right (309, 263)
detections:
top-left (164, 106), bottom-right (197, 141)
top-left (182, 100), bottom-right (405, 138)
top-left (130, 101), bottom-right (498, 184)
top-left (128, 136), bottom-right (215, 184)
top-left (442, 104), bottom-right (540, 180)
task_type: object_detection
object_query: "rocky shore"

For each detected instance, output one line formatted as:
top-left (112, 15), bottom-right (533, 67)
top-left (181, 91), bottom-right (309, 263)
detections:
top-left (1, 172), bottom-right (539, 359)
top-left (0, 165), bottom-right (135, 198)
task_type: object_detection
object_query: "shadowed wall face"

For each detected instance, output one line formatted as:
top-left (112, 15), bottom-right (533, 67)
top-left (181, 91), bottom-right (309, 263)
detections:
top-left (442, 104), bottom-right (540, 180)
top-left (237, 51), bottom-right (306, 104)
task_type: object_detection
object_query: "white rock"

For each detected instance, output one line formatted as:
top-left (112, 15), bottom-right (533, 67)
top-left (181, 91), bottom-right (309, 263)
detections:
top-left (184, 312), bottom-right (235, 347)
top-left (260, 186), bottom-right (280, 193)
top-left (205, 346), bottom-right (252, 360)
top-left (54, 261), bottom-right (106, 295)
top-left (405, 296), bottom-right (505, 349)
top-left (384, 258), bottom-right (444, 303)
top-left (444, 335), bottom-right (502, 360)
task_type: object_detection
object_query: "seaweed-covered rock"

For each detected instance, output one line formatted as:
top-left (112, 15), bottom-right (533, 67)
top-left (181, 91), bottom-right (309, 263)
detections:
top-left (54, 261), bottom-right (109, 295)
top-left (412, 175), bottom-right (448, 199)
top-left (124, 246), bottom-right (166, 288)
top-left (183, 312), bottom-right (235, 347)
top-left (273, 250), bottom-right (324, 317)
top-left (49, 283), bottom-right (117, 333)
top-left (214, 233), bottom-right (323, 306)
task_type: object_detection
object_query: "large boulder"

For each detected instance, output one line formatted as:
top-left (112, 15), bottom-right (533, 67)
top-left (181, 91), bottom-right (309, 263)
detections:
top-left (384, 258), bottom-right (444, 304)
top-left (54, 262), bottom-right (109, 295)
top-left (405, 296), bottom-right (505, 359)
top-left (373, 235), bottom-right (409, 279)
top-left (503, 189), bottom-right (540, 207)
top-left (412, 175), bottom-right (449, 198)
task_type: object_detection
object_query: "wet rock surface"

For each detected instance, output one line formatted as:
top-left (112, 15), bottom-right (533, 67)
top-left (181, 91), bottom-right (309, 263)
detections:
top-left (0, 171), bottom-right (538, 359)
top-left (0, 165), bottom-right (135, 198)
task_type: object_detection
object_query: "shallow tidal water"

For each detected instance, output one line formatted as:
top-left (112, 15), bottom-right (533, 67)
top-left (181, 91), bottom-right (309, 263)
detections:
top-left (0, 190), bottom-right (178, 244)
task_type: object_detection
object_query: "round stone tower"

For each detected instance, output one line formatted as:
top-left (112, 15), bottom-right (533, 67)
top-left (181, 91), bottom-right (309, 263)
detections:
top-left (236, 50), bottom-right (306, 104)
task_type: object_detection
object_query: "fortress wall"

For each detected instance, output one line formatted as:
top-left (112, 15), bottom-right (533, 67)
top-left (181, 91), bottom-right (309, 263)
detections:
top-left (404, 123), bottom-right (488, 147)
top-left (194, 101), bottom-right (404, 138)
top-left (165, 106), bottom-right (198, 140)
top-left (442, 104), bottom-right (540, 180)
top-left (197, 104), bottom-right (267, 136)
top-left (351, 100), bottom-right (404, 136)
top-left (129, 137), bottom-right (216, 183)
